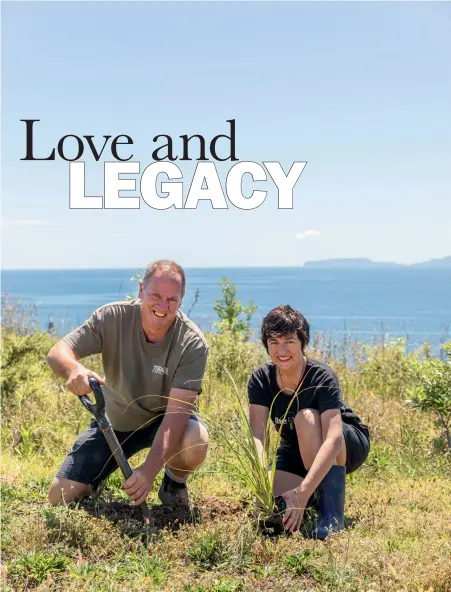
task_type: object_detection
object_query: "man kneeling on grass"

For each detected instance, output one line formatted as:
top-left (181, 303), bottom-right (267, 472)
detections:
top-left (46, 260), bottom-right (209, 509)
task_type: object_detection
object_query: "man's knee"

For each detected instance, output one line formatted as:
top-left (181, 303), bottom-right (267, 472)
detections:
top-left (184, 418), bottom-right (209, 464)
top-left (48, 478), bottom-right (91, 506)
top-left (170, 418), bottom-right (209, 470)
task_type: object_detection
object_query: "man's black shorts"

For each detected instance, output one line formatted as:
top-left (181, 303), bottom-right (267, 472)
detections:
top-left (275, 422), bottom-right (370, 478)
top-left (56, 415), bottom-right (206, 489)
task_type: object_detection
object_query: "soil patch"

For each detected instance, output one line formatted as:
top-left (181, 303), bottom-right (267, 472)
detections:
top-left (77, 493), bottom-right (246, 538)
top-left (198, 495), bottom-right (245, 520)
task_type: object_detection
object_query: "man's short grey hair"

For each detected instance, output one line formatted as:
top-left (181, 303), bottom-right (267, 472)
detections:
top-left (142, 260), bottom-right (186, 297)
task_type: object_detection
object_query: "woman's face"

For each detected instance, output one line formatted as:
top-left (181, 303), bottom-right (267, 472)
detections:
top-left (267, 332), bottom-right (304, 372)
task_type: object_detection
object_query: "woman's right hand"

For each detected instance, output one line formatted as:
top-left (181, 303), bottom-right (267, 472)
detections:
top-left (66, 364), bottom-right (105, 396)
top-left (281, 487), bottom-right (308, 533)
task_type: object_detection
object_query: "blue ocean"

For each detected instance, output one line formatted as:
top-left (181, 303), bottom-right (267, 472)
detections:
top-left (1, 267), bottom-right (450, 353)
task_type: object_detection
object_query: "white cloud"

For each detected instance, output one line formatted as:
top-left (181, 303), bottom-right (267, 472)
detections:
top-left (1, 218), bottom-right (52, 226)
top-left (296, 229), bottom-right (321, 240)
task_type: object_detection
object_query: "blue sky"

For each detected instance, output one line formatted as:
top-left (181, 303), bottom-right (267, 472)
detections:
top-left (1, 1), bottom-right (450, 269)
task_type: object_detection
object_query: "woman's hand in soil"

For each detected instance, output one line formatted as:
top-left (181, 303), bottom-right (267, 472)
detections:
top-left (123, 466), bottom-right (154, 505)
top-left (281, 488), bottom-right (308, 533)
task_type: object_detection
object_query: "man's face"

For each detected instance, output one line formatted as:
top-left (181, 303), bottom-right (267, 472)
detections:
top-left (139, 272), bottom-right (183, 333)
top-left (267, 332), bottom-right (303, 371)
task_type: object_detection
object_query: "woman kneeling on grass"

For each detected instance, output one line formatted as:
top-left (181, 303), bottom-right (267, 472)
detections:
top-left (248, 305), bottom-right (370, 538)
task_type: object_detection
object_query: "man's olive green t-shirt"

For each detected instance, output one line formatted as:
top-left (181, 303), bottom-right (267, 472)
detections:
top-left (62, 299), bottom-right (208, 432)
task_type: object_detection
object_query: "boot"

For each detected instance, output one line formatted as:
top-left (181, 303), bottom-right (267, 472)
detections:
top-left (314, 465), bottom-right (346, 540)
top-left (158, 472), bottom-right (191, 508)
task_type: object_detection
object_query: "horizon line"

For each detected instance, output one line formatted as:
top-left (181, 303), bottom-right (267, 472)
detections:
top-left (2, 263), bottom-right (451, 273)
top-left (2, 256), bottom-right (450, 273)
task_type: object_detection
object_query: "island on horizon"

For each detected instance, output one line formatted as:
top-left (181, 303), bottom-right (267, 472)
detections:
top-left (302, 256), bottom-right (451, 269)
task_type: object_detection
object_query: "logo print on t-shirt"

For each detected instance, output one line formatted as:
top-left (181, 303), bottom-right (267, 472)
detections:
top-left (152, 365), bottom-right (168, 376)
top-left (275, 415), bottom-right (296, 430)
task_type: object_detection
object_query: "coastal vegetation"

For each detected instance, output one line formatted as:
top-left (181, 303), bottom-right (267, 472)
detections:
top-left (1, 284), bottom-right (450, 591)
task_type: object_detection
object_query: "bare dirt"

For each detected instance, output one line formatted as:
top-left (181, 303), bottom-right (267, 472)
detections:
top-left (77, 492), bottom-right (327, 540)
top-left (77, 492), bottom-right (246, 538)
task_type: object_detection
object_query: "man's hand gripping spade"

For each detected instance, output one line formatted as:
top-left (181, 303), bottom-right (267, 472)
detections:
top-left (79, 378), bottom-right (152, 524)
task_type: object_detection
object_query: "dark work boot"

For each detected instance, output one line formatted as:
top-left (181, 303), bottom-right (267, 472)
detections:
top-left (158, 472), bottom-right (190, 507)
top-left (314, 465), bottom-right (346, 540)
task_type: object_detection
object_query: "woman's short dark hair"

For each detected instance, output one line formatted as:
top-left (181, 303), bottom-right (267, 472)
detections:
top-left (261, 305), bottom-right (310, 352)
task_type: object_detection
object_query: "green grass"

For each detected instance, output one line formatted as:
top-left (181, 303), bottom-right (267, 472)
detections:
top-left (8, 550), bottom-right (71, 586)
top-left (1, 325), bottom-right (451, 591)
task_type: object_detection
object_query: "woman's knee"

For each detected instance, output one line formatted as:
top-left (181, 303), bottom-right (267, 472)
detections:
top-left (296, 408), bottom-right (322, 469)
top-left (297, 408), bottom-right (321, 427)
top-left (48, 478), bottom-right (91, 506)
